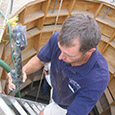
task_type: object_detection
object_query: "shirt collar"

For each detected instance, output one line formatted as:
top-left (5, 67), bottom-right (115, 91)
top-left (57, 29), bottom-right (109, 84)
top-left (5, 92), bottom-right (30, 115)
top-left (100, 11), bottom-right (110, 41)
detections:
top-left (65, 50), bottom-right (97, 75)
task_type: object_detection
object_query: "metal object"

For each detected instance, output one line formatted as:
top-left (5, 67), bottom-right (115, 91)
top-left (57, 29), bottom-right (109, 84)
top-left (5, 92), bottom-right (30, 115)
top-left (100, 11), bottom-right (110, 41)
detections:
top-left (10, 29), bottom-right (23, 93)
top-left (102, 8), bottom-right (110, 19)
top-left (0, 93), bottom-right (46, 115)
top-left (10, 26), bottom-right (27, 93)
top-left (52, 0), bottom-right (58, 13)
top-left (0, 97), bottom-right (15, 115)
top-left (10, 70), bottom-right (22, 94)
top-left (10, 0), bottom-right (13, 14)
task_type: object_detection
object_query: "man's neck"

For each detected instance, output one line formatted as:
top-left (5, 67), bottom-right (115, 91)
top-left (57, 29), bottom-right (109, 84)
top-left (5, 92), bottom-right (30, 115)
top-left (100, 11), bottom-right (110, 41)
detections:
top-left (71, 53), bottom-right (92, 66)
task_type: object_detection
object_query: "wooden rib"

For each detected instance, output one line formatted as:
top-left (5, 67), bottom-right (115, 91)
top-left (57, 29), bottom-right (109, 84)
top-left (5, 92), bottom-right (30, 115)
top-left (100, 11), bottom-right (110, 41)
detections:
top-left (41, 0), bottom-right (51, 14)
top-left (109, 32), bottom-right (115, 48)
top-left (104, 88), bottom-right (114, 105)
top-left (103, 3), bottom-right (115, 9)
top-left (110, 41), bottom-right (115, 49)
top-left (68, 0), bottom-right (76, 16)
top-left (108, 64), bottom-right (115, 75)
top-left (0, 44), bottom-right (4, 59)
top-left (102, 32), bottom-right (115, 54)
top-left (96, 100), bottom-right (104, 114)
top-left (37, 17), bottom-right (44, 30)
top-left (96, 16), bottom-right (115, 28)
top-left (94, 3), bottom-right (103, 18)
top-left (108, 31), bottom-right (115, 42)
top-left (108, 78), bottom-right (115, 100)
top-left (37, 0), bottom-right (51, 30)
top-left (101, 43), bottom-right (109, 54)
top-left (19, 9), bottom-right (26, 24)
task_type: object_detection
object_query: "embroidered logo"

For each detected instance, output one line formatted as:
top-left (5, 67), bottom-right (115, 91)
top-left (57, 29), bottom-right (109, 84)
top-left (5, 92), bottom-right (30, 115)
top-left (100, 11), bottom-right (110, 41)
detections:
top-left (68, 78), bottom-right (81, 93)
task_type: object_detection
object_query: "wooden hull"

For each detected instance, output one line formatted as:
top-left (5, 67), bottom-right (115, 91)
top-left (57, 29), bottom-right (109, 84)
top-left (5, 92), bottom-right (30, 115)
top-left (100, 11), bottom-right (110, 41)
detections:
top-left (0, 0), bottom-right (115, 114)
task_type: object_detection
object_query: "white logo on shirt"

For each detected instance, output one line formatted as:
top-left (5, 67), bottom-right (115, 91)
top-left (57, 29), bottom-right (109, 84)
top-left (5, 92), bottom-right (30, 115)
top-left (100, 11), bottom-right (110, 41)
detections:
top-left (68, 78), bottom-right (81, 93)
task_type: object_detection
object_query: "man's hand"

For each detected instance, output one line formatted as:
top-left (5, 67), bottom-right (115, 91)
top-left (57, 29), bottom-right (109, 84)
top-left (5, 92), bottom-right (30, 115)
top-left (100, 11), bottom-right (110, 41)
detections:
top-left (8, 72), bottom-right (16, 90)
top-left (40, 109), bottom-right (44, 115)
top-left (7, 71), bottom-right (27, 91)
top-left (22, 71), bottom-right (27, 82)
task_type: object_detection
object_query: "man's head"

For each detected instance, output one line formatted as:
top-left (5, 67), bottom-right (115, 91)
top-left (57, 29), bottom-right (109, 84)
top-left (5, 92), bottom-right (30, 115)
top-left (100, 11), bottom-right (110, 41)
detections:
top-left (58, 14), bottom-right (101, 65)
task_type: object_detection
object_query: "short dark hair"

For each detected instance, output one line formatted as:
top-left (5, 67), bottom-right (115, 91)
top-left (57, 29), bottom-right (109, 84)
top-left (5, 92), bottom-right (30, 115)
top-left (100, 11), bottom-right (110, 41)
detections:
top-left (58, 14), bottom-right (101, 53)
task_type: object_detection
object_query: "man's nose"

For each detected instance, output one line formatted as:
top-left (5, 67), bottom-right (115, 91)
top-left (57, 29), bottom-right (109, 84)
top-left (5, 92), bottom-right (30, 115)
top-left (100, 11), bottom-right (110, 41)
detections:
top-left (58, 52), bottom-right (66, 60)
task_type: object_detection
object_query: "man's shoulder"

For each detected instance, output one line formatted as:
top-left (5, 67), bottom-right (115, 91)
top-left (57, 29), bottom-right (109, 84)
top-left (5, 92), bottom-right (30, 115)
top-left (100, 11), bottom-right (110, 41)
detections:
top-left (48, 31), bottom-right (60, 48)
top-left (96, 51), bottom-right (108, 70)
top-left (51, 31), bottom-right (60, 41)
top-left (91, 51), bottom-right (109, 82)
top-left (54, 31), bottom-right (60, 36)
top-left (85, 50), bottom-right (109, 82)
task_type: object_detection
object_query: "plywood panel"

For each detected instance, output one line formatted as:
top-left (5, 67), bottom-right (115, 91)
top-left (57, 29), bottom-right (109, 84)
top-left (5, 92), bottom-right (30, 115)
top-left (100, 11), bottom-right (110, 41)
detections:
top-left (71, 10), bottom-right (94, 17)
top-left (61, 0), bottom-right (71, 10)
top-left (25, 2), bottom-right (41, 16)
top-left (98, 5), bottom-right (115, 21)
top-left (39, 32), bottom-right (52, 48)
top-left (73, 0), bottom-right (99, 13)
top-left (26, 20), bottom-right (38, 30)
top-left (27, 27), bottom-right (40, 39)
top-left (97, 22), bottom-right (114, 38)
top-left (48, 0), bottom-right (61, 10)
top-left (44, 17), bottom-right (56, 25)
top-left (22, 48), bottom-right (37, 62)
top-left (96, 16), bottom-right (115, 28)
top-left (58, 16), bottom-right (68, 24)
top-left (24, 10), bottom-right (44, 24)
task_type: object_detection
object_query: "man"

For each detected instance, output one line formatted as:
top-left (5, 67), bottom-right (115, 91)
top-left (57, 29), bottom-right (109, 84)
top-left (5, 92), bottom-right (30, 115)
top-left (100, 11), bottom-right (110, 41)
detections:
top-left (8, 14), bottom-right (109, 115)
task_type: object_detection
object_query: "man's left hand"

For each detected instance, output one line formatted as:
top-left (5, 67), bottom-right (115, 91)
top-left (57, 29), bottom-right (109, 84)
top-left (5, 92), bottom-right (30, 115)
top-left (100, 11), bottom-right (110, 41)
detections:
top-left (40, 109), bottom-right (44, 115)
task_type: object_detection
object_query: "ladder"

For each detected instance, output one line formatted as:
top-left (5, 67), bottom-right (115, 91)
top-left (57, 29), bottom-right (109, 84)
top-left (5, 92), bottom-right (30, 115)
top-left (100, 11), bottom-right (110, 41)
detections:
top-left (0, 93), bottom-right (46, 115)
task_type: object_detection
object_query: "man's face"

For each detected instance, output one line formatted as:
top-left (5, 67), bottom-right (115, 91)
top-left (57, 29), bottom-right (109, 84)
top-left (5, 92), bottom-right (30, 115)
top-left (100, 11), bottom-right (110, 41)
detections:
top-left (58, 39), bottom-right (86, 66)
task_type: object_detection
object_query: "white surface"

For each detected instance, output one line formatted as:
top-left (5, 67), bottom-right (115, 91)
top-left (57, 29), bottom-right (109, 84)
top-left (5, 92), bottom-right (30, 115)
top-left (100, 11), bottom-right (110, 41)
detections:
top-left (0, 97), bottom-right (15, 115)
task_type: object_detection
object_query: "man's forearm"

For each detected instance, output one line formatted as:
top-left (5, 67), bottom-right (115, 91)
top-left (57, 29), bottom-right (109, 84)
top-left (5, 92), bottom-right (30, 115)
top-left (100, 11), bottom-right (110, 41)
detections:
top-left (23, 55), bottom-right (45, 75)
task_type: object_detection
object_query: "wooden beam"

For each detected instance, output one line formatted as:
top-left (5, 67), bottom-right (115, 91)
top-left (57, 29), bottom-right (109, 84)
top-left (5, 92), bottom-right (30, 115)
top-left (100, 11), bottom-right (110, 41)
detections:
top-left (94, 3), bottom-right (103, 18)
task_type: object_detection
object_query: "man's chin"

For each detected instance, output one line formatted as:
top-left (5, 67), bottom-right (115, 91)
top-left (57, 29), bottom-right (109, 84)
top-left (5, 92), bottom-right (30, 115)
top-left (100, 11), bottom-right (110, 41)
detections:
top-left (63, 60), bottom-right (71, 64)
top-left (63, 59), bottom-right (67, 63)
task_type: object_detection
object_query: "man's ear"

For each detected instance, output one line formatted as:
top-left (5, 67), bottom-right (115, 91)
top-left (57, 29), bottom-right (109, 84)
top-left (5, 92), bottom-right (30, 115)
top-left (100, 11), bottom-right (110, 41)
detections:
top-left (87, 48), bottom-right (96, 54)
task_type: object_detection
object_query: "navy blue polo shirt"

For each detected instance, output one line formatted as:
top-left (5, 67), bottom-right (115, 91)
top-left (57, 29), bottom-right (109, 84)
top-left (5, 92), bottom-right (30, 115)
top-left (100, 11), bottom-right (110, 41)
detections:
top-left (37, 31), bottom-right (109, 115)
